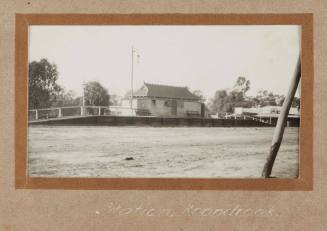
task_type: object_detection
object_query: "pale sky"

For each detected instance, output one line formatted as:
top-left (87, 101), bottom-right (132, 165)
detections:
top-left (29, 25), bottom-right (300, 99)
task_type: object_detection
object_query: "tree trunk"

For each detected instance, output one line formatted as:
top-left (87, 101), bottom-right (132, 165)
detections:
top-left (262, 57), bottom-right (301, 178)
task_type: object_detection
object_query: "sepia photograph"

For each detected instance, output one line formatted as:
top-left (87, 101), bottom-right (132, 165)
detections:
top-left (27, 24), bottom-right (301, 179)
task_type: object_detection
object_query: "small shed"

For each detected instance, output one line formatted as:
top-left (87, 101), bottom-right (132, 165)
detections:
top-left (122, 82), bottom-right (203, 117)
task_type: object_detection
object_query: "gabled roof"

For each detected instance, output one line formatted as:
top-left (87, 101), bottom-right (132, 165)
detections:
top-left (126, 82), bottom-right (201, 100)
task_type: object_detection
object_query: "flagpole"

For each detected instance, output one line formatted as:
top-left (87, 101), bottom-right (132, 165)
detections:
top-left (82, 82), bottom-right (86, 116)
top-left (131, 46), bottom-right (134, 113)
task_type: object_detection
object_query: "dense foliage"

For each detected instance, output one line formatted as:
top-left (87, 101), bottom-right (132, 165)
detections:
top-left (29, 59), bottom-right (112, 109)
top-left (84, 81), bottom-right (110, 106)
top-left (28, 59), bottom-right (62, 109)
top-left (209, 76), bottom-right (300, 117)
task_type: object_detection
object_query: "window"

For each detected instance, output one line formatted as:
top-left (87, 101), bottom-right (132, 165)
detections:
top-left (164, 100), bottom-right (171, 107)
top-left (152, 99), bottom-right (156, 106)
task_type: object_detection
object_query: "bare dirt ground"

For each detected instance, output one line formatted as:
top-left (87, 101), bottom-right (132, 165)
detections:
top-left (28, 126), bottom-right (299, 178)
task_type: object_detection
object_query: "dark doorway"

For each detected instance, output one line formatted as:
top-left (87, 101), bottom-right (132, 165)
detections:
top-left (201, 103), bottom-right (205, 117)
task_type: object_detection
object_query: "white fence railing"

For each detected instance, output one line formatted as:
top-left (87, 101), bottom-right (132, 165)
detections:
top-left (28, 105), bottom-right (145, 121)
top-left (224, 114), bottom-right (273, 125)
top-left (29, 106), bottom-right (277, 125)
top-left (28, 106), bottom-right (111, 121)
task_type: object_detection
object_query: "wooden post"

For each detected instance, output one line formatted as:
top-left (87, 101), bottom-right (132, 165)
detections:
top-left (35, 110), bottom-right (38, 120)
top-left (58, 108), bottom-right (62, 118)
top-left (262, 57), bottom-right (301, 178)
top-left (98, 107), bottom-right (101, 116)
top-left (80, 106), bottom-right (85, 116)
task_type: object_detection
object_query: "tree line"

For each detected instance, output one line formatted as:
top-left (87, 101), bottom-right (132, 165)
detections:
top-left (29, 59), bottom-right (113, 109)
top-left (29, 59), bottom-right (300, 115)
top-left (194, 76), bottom-right (300, 117)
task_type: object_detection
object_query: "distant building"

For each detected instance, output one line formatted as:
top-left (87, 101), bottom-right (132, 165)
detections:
top-left (122, 82), bottom-right (204, 117)
top-left (234, 105), bottom-right (300, 126)
top-left (234, 105), bottom-right (300, 116)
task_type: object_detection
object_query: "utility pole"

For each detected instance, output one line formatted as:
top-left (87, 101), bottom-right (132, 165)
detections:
top-left (82, 83), bottom-right (85, 107)
top-left (130, 46), bottom-right (134, 113)
top-left (262, 56), bottom-right (301, 178)
top-left (81, 82), bottom-right (86, 116)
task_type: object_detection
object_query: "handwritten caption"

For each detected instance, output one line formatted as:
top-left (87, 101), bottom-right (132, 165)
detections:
top-left (95, 202), bottom-right (279, 217)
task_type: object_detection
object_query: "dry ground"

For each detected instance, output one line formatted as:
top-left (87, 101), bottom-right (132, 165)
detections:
top-left (28, 126), bottom-right (299, 178)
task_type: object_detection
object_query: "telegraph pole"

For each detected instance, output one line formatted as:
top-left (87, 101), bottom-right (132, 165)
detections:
top-left (130, 46), bottom-right (134, 112)
top-left (81, 82), bottom-right (86, 116)
top-left (82, 83), bottom-right (86, 107)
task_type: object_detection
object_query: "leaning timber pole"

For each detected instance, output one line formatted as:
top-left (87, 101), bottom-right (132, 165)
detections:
top-left (262, 56), bottom-right (301, 178)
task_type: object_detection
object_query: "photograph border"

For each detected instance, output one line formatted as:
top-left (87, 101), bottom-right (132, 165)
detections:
top-left (15, 13), bottom-right (313, 190)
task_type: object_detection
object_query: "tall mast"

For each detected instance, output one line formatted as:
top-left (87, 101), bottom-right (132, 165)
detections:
top-left (131, 46), bottom-right (134, 110)
top-left (82, 82), bottom-right (85, 107)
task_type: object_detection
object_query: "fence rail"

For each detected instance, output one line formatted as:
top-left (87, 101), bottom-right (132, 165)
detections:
top-left (224, 114), bottom-right (274, 125)
top-left (28, 106), bottom-right (277, 126)
top-left (28, 106), bottom-right (145, 121)
top-left (28, 106), bottom-right (109, 121)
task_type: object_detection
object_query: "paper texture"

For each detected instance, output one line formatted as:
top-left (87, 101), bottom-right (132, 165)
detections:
top-left (0, 0), bottom-right (325, 230)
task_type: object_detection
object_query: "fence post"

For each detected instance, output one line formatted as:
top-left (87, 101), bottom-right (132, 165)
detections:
top-left (81, 106), bottom-right (85, 116)
top-left (98, 107), bottom-right (101, 116)
top-left (262, 57), bottom-right (301, 178)
top-left (58, 108), bottom-right (62, 118)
